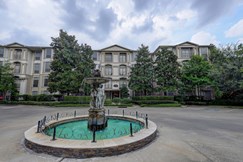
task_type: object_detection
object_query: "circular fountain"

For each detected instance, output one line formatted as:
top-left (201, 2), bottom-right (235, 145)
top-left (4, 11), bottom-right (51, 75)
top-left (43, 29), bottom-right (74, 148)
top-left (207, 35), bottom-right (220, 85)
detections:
top-left (24, 68), bottom-right (157, 158)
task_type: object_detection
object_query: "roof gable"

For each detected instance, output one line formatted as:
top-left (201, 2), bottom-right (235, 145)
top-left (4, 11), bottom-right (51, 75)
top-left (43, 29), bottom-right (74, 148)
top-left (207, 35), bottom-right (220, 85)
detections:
top-left (176, 41), bottom-right (199, 46)
top-left (5, 42), bottom-right (26, 47)
top-left (100, 44), bottom-right (134, 52)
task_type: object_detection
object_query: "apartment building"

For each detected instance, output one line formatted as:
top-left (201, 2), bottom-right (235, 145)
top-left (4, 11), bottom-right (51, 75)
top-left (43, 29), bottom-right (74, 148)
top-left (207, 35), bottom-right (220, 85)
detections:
top-left (0, 42), bottom-right (53, 95)
top-left (0, 41), bottom-right (211, 98)
top-left (92, 45), bottom-right (137, 98)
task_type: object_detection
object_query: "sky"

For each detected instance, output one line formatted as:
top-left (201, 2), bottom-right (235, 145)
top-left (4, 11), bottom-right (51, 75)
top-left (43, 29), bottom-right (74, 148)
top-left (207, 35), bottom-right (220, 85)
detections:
top-left (0, 0), bottom-right (243, 51)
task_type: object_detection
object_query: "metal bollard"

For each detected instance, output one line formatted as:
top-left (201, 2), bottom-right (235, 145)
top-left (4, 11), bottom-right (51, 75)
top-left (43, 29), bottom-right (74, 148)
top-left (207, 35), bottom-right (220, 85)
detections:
top-left (52, 127), bottom-right (56, 140)
top-left (74, 110), bottom-right (76, 117)
top-left (92, 127), bottom-right (96, 143)
top-left (145, 114), bottom-right (148, 129)
top-left (130, 123), bottom-right (133, 137)
top-left (37, 120), bottom-right (40, 133)
top-left (108, 109), bottom-right (110, 115)
top-left (123, 109), bottom-right (124, 116)
top-left (56, 113), bottom-right (59, 121)
top-left (43, 116), bottom-right (46, 125)
top-left (136, 111), bottom-right (138, 118)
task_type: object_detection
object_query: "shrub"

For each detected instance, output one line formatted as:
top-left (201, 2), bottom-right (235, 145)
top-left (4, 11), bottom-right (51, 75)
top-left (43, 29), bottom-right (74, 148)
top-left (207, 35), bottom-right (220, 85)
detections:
top-left (120, 98), bottom-right (132, 104)
top-left (105, 99), bottom-right (112, 105)
top-left (112, 98), bottom-right (120, 104)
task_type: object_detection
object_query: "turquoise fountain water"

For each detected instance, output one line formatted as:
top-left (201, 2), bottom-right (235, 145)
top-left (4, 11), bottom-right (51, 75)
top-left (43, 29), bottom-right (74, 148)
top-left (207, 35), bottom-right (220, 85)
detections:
top-left (44, 118), bottom-right (144, 140)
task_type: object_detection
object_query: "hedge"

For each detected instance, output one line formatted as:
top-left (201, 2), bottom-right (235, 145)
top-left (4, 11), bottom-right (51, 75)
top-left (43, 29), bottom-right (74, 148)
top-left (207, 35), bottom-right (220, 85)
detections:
top-left (140, 103), bottom-right (181, 107)
top-left (133, 100), bottom-right (177, 105)
top-left (132, 96), bottom-right (174, 101)
top-left (64, 96), bottom-right (91, 103)
top-left (210, 99), bottom-right (243, 106)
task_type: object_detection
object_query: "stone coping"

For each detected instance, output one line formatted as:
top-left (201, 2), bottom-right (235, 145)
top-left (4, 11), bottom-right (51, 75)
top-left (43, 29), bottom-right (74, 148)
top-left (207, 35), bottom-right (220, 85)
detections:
top-left (24, 115), bottom-right (157, 158)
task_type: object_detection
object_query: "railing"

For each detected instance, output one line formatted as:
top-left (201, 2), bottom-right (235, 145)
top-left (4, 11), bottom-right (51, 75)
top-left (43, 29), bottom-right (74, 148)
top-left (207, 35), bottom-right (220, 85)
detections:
top-left (36, 109), bottom-right (149, 142)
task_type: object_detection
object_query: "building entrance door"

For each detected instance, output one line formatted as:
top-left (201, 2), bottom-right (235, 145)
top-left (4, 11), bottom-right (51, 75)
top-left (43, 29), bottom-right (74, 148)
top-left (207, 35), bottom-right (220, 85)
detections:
top-left (112, 91), bottom-right (120, 98)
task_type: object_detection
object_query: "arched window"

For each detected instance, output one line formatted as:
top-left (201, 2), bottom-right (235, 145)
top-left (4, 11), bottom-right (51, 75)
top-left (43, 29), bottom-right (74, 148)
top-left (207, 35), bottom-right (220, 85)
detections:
top-left (14, 49), bottom-right (22, 60)
top-left (119, 65), bottom-right (127, 76)
top-left (105, 65), bottom-right (112, 75)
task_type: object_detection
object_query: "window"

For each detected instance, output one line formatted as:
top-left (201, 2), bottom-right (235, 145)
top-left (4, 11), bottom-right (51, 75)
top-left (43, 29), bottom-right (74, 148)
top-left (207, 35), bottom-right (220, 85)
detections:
top-left (92, 52), bottom-right (98, 61)
top-left (119, 65), bottom-right (127, 75)
top-left (105, 53), bottom-right (112, 62)
top-left (43, 76), bottom-right (48, 87)
top-left (32, 91), bottom-right (38, 95)
top-left (42, 90), bottom-right (49, 94)
top-left (44, 62), bottom-right (51, 72)
top-left (132, 52), bottom-right (137, 61)
top-left (33, 77), bottom-right (39, 87)
top-left (200, 47), bottom-right (208, 55)
top-left (35, 51), bottom-right (42, 60)
top-left (14, 62), bottom-right (21, 74)
top-left (200, 47), bottom-right (208, 60)
top-left (105, 65), bottom-right (112, 75)
top-left (0, 47), bottom-right (4, 57)
top-left (15, 80), bottom-right (20, 89)
top-left (45, 48), bottom-right (52, 58)
top-left (181, 48), bottom-right (193, 59)
top-left (34, 63), bottom-right (40, 74)
top-left (105, 79), bottom-right (112, 89)
top-left (14, 49), bottom-right (22, 60)
top-left (119, 53), bottom-right (126, 62)
top-left (119, 78), bottom-right (127, 87)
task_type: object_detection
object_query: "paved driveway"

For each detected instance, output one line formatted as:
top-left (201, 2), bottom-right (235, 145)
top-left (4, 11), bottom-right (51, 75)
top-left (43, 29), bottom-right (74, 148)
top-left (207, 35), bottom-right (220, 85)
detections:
top-left (0, 105), bottom-right (243, 162)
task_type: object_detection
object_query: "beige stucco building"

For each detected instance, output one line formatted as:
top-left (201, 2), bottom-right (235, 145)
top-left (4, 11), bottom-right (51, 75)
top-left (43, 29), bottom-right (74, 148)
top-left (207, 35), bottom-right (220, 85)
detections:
top-left (0, 41), bottom-right (211, 98)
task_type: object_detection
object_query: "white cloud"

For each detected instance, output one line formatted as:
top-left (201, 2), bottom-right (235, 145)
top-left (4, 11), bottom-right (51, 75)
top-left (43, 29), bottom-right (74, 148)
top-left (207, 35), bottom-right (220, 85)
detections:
top-left (191, 31), bottom-right (219, 45)
top-left (176, 9), bottom-right (196, 20)
top-left (0, 31), bottom-right (10, 40)
top-left (225, 19), bottom-right (243, 37)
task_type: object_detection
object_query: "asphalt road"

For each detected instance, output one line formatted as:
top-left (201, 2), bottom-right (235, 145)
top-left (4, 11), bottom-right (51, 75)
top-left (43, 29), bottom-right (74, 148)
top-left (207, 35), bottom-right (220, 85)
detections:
top-left (0, 105), bottom-right (243, 162)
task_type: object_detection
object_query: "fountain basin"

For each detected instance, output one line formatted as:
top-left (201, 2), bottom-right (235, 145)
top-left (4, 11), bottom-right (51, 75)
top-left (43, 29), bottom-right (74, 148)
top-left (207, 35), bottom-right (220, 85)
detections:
top-left (44, 117), bottom-right (144, 140)
top-left (24, 115), bottom-right (157, 158)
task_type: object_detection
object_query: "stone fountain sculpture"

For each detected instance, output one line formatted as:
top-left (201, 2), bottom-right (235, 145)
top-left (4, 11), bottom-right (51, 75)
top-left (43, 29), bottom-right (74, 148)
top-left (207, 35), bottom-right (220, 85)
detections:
top-left (83, 67), bottom-right (110, 131)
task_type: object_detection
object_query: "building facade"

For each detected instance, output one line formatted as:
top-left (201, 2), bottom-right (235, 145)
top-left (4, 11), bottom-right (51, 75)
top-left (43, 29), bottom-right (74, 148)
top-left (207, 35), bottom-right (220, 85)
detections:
top-left (0, 41), bottom-right (211, 98)
top-left (0, 42), bottom-right (53, 95)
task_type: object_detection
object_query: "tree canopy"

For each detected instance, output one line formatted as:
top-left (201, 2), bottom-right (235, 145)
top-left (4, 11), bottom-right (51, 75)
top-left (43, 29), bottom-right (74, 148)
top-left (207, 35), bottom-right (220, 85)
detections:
top-left (129, 44), bottom-right (154, 96)
top-left (48, 29), bottom-right (94, 95)
top-left (209, 44), bottom-right (243, 98)
top-left (0, 63), bottom-right (17, 100)
top-left (154, 48), bottom-right (181, 94)
top-left (181, 55), bottom-right (213, 97)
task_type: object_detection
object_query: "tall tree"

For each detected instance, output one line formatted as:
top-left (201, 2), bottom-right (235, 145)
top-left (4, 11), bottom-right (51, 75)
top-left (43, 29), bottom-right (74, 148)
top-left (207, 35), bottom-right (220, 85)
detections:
top-left (0, 63), bottom-right (17, 101)
top-left (129, 44), bottom-right (154, 96)
top-left (48, 30), bottom-right (94, 95)
top-left (154, 48), bottom-right (181, 95)
top-left (209, 44), bottom-right (243, 98)
top-left (181, 55), bottom-right (213, 97)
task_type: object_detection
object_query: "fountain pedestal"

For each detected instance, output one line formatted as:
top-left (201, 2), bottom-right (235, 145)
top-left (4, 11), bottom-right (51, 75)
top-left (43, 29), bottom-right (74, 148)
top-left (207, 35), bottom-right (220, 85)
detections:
top-left (83, 69), bottom-right (110, 131)
top-left (88, 108), bottom-right (107, 131)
